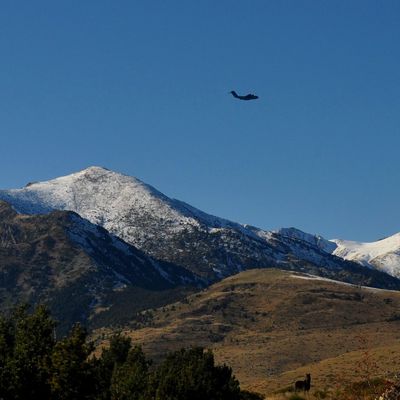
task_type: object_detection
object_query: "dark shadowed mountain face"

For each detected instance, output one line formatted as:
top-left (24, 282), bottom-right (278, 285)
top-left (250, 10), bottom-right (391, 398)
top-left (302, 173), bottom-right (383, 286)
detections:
top-left (0, 201), bottom-right (200, 333)
top-left (1, 167), bottom-right (400, 290)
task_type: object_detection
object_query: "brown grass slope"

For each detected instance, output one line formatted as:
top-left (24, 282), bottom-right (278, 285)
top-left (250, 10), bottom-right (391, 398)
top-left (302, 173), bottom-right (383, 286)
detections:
top-left (110, 268), bottom-right (400, 397)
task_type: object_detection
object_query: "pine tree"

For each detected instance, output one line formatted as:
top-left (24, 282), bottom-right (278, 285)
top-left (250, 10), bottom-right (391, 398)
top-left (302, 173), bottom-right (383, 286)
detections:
top-left (0, 311), bottom-right (15, 399)
top-left (50, 323), bottom-right (94, 400)
top-left (152, 347), bottom-right (241, 400)
top-left (92, 333), bottom-right (132, 400)
top-left (3, 304), bottom-right (55, 399)
top-left (110, 345), bottom-right (150, 400)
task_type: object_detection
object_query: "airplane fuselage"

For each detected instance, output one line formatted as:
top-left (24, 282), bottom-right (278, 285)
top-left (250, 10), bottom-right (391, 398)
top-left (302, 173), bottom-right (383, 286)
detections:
top-left (230, 91), bottom-right (258, 100)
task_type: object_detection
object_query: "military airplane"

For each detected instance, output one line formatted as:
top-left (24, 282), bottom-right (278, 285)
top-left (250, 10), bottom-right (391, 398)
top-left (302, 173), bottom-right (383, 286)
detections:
top-left (230, 90), bottom-right (258, 100)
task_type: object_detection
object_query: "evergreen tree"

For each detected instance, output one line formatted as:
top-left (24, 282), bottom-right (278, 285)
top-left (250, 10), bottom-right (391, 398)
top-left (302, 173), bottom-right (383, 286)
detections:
top-left (110, 345), bottom-right (150, 400)
top-left (50, 323), bottom-right (94, 400)
top-left (0, 311), bottom-right (15, 399)
top-left (2, 305), bottom-right (55, 400)
top-left (92, 333), bottom-right (132, 400)
top-left (151, 347), bottom-right (241, 400)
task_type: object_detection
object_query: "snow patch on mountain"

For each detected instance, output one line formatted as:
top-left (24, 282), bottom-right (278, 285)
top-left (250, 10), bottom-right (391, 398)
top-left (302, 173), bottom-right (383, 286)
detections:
top-left (0, 166), bottom-right (245, 245)
top-left (274, 227), bottom-right (400, 279)
top-left (331, 234), bottom-right (400, 278)
top-left (1, 166), bottom-right (399, 283)
top-left (290, 273), bottom-right (398, 292)
top-left (276, 227), bottom-right (337, 253)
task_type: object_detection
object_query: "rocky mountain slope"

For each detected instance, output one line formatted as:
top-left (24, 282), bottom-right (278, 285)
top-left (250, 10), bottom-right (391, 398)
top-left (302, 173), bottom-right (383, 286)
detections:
top-left (277, 227), bottom-right (400, 279)
top-left (109, 268), bottom-right (400, 396)
top-left (1, 167), bottom-right (399, 289)
top-left (0, 200), bottom-right (199, 332)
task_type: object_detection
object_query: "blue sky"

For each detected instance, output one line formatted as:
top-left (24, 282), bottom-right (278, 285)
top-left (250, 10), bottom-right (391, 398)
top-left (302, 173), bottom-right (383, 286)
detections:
top-left (1, 1), bottom-right (399, 241)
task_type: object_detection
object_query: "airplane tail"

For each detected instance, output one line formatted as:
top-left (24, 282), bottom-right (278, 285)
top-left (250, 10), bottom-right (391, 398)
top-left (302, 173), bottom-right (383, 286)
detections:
top-left (230, 91), bottom-right (239, 98)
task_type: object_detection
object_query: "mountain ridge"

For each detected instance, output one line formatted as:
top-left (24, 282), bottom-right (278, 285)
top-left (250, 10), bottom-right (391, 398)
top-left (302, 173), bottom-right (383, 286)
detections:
top-left (331, 234), bottom-right (400, 278)
top-left (1, 166), bottom-right (399, 287)
top-left (277, 226), bottom-right (400, 278)
top-left (0, 200), bottom-right (200, 332)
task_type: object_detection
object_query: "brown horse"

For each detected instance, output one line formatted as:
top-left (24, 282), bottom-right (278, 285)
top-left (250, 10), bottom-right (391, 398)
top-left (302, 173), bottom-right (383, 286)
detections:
top-left (295, 373), bottom-right (311, 392)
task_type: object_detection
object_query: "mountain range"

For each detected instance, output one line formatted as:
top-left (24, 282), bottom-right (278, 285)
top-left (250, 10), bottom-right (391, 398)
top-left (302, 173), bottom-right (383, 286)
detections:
top-left (276, 227), bottom-right (400, 278)
top-left (0, 166), bottom-right (399, 330)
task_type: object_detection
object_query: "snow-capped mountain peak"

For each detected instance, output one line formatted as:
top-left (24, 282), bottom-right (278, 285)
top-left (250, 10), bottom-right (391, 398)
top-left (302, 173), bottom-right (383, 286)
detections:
top-left (0, 166), bottom-right (242, 254)
top-left (330, 233), bottom-right (400, 278)
top-left (274, 227), bottom-right (400, 278)
top-left (8, 166), bottom-right (172, 216)
top-left (1, 167), bottom-right (400, 286)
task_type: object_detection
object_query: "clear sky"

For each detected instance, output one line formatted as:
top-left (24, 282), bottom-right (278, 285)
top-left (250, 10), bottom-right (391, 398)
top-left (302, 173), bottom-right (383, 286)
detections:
top-left (1, 1), bottom-right (399, 241)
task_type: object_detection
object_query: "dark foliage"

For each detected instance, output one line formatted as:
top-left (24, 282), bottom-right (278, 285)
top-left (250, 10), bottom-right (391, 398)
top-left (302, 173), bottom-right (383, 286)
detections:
top-left (0, 305), bottom-right (264, 400)
top-left (150, 347), bottom-right (242, 400)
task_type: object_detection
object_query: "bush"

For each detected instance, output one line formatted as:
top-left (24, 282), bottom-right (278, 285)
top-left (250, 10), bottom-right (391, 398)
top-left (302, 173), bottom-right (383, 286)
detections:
top-left (151, 347), bottom-right (241, 400)
top-left (239, 390), bottom-right (264, 399)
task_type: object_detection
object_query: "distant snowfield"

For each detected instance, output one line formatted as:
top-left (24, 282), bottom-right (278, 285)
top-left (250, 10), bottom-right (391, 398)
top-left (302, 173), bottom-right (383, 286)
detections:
top-left (290, 273), bottom-right (399, 292)
top-left (331, 234), bottom-right (400, 278)
top-left (277, 227), bottom-right (400, 279)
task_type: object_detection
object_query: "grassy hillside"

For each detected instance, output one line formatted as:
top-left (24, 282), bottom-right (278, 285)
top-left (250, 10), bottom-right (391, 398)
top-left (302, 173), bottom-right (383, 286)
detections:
top-left (96, 269), bottom-right (400, 397)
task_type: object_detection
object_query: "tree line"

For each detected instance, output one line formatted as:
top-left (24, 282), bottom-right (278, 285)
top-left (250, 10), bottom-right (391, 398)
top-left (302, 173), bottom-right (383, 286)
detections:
top-left (0, 305), bottom-right (263, 400)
